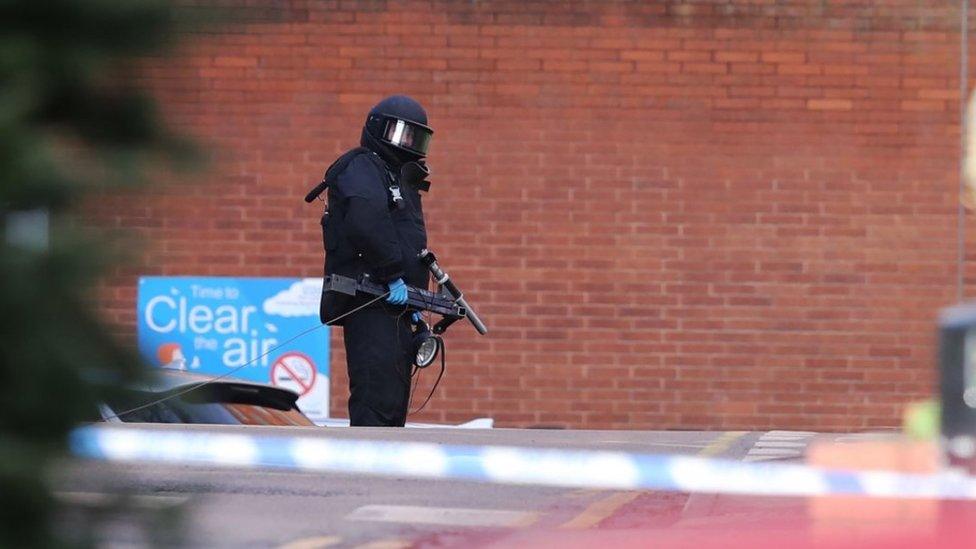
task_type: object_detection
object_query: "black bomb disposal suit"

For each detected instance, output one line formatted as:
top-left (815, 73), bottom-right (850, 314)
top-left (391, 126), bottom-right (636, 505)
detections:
top-left (319, 96), bottom-right (432, 427)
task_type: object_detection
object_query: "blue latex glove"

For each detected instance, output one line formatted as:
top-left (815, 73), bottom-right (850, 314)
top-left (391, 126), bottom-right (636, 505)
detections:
top-left (411, 311), bottom-right (423, 324)
top-left (387, 278), bottom-right (408, 305)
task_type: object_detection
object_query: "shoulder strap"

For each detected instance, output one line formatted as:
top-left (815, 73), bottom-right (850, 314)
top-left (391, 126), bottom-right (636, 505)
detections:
top-left (357, 149), bottom-right (403, 209)
top-left (323, 146), bottom-right (371, 185)
top-left (304, 147), bottom-right (371, 203)
top-left (358, 149), bottom-right (397, 184)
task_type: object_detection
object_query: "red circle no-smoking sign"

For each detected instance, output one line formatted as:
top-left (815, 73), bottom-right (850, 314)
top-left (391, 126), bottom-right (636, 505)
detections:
top-left (270, 352), bottom-right (317, 397)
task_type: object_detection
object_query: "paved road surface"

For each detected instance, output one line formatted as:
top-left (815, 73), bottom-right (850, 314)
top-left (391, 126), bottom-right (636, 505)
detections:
top-left (54, 425), bottom-right (826, 548)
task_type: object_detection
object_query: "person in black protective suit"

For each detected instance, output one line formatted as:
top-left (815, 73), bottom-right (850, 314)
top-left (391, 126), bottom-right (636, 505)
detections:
top-left (318, 95), bottom-right (433, 427)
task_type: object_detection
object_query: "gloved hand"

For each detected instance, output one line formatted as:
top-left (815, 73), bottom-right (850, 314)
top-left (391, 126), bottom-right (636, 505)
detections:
top-left (411, 311), bottom-right (423, 324)
top-left (387, 278), bottom-right (408, 305)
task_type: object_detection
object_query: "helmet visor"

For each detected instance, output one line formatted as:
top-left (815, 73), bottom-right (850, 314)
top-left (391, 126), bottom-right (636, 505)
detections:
top-left (380, 118), bottom-right (433, 156)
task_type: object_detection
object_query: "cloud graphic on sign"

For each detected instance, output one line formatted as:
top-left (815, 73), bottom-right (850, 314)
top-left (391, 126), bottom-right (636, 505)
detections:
top-left (263, 278), bottom-right (323, 318)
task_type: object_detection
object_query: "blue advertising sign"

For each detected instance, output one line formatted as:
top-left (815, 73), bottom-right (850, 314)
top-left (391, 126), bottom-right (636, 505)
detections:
top-left (137, 277), bottom-right (330, 422)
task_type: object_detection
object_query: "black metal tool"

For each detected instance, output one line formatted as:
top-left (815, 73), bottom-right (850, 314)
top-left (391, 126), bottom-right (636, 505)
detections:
top-left (419, 249), bottom-right (488, 335)
top-left (322, 274), bottom-right (466, 319)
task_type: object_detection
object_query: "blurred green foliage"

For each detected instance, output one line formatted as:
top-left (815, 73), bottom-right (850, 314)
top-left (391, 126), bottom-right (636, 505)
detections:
top-left (0, 0), bottom-right (196, 545)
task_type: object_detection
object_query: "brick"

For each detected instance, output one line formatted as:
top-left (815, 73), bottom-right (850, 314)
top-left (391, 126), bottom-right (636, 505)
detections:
top-left (714, 98), bottom-right (761, 109)
top-left (715, 51), bottom-right (758, 63)
top-left (682, 62), bottom-right (728, 74)
top-left (213, 56), bottom-right (258, 67)
top-left (633, 61), bottom-right (682, 74)
top-left (496, 59), bottom-right (542, 71)
top-left (761, 52), bottom-right (806, 64)
top-left (588, 61), bottom-right (634, 73)
top-left (777, 63), bottom-right (822, 75)
top-left (620, 50), bottom-right (665, 62)
top-left (900, 100), bottom-right (946, 112)
top-left (729, 63), bottom-right (776, 75)
top-left (807, 99), bottom-right (853, 111)
top-left (666, 51), bottom-right (711, 62)
top-left (542, 60), bottom-right (587, 72)
top-left (761, 98), bottom-right (805, 109)
top-left (917, 88), bottom-right (958, 100)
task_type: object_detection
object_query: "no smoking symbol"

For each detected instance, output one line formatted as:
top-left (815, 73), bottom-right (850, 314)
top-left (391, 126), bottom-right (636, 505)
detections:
top-left (270, 352), bottom-right (317, 397)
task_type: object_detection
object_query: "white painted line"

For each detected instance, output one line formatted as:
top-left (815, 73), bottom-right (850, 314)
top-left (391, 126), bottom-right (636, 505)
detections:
top-left (754, 441), bottom-right (807, 449)
top-left (746, 448), bottom-right (802, 456)
top-left (346, 505), bottom-right (537, 528)
top-left (743, 456), bottom-right (779, 462)
top-left (834, 433), bottom-right (898, 443)
top-left (756, 436), bottom-right (807, 442)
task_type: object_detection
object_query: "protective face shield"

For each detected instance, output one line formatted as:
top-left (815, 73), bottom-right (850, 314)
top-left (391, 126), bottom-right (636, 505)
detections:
top-left (366, 114), bottom-right (433, 158)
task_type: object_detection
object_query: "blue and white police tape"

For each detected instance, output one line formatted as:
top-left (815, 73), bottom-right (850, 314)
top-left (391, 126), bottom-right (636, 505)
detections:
top-left (70, 425), bottom-right (976, 500)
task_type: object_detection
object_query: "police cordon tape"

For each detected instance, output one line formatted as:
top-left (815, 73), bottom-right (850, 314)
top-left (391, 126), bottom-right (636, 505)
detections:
top-left (70, 425), bottom-right (976, 500)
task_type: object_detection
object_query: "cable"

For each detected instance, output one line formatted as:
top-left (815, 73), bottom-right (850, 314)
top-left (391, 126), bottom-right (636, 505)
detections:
top-left (408, 362), bottom-right (421, 406)
top-left (104, 292), bottom-right (391, 421)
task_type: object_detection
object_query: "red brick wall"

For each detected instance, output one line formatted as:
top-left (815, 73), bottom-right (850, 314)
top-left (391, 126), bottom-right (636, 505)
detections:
top-left (88, 0), bottom-right (972, 430)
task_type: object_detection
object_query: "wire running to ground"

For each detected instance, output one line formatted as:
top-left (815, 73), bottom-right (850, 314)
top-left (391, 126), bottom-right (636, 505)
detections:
top-left (103, 292), bottom-right (391, 422)
top-left (408, 285), bottom-right (444, 415)
top-left (409, 336), bottom-right (444, 415)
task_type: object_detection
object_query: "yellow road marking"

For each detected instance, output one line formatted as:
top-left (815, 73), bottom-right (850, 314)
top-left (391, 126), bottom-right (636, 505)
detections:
top-left (697, 431), bottom-right (748, 458)
top-left (558, 432), bottom-right (751, 529)
top-left (54, 491), bottom-right (189, 509)
top-left (558, 491), bottom-right (641, 529)
top-left (681, 431), bottom-right (752, 515)
top-left (276, 536), bottom-right (341, 549)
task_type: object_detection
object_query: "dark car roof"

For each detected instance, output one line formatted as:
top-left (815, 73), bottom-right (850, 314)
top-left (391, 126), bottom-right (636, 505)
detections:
top-left (134, 369), bottom-right (302, 411)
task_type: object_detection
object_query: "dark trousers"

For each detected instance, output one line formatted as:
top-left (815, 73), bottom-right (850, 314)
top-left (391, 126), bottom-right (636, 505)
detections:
top-left (342, 304), bottom-right (413, 426)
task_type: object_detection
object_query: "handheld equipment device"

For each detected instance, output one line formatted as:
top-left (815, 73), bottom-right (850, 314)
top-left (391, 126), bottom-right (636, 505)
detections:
top-left (320, 249), bottom-right (487, 337)
top-left (320, 249), bottom-right (487, 372)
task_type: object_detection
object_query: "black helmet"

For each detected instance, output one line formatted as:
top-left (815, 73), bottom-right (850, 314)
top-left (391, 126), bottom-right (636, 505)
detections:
top-left (361, 95), bottom-right (433, 164)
